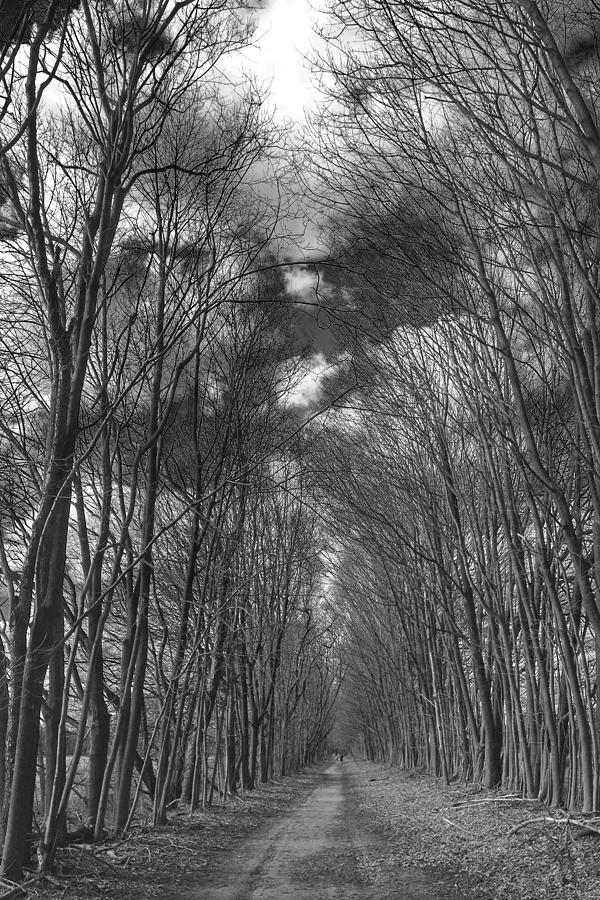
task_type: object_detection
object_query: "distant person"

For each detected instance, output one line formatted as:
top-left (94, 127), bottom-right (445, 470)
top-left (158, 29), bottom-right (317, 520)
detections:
top-left (340, 753), bottom-right (344, 762)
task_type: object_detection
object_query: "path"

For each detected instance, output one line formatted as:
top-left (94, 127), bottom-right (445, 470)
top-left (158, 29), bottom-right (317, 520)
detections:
top-left (193, 764), bottom-right (453, 899)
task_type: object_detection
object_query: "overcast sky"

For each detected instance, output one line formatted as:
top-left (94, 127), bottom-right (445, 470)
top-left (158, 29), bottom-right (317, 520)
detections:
top-left (246, 0), bottom-right (320, 123)
top-left (244, 1), bottom-right (341, 409)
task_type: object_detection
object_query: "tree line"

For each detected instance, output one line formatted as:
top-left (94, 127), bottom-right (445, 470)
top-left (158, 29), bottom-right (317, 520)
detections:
top-left (0, 0), bottom-right (338, 881)
top-left (311, 0), bottom-right (600, 814)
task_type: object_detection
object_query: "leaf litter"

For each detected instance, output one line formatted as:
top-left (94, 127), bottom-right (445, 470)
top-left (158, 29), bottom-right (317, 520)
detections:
top-left (346, 760), bottom-right (600, 899)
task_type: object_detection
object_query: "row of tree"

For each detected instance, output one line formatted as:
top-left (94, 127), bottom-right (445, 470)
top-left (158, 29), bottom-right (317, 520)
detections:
top-left (0, 1), bottom-right (337, 881)
top-left (313, 0), bottom-right (600, 813)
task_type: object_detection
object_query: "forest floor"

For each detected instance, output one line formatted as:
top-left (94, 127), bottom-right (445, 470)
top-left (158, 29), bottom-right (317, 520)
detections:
top-left (15, 760), bottom-right (600, 899)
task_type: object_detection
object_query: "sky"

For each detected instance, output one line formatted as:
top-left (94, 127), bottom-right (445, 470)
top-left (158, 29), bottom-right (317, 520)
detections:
top-left (222, 1), bottom-right (358, 412)
top-left (246, 0), bottom-right (320, 124)
top-left (241, 1), bottom-right (343, 408)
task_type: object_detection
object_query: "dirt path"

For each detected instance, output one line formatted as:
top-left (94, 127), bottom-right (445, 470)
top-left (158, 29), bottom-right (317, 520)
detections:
top-left (193, 763), bottom-right (452, 899)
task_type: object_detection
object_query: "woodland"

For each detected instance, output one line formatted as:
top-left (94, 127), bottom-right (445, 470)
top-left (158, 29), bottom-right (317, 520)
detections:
top-left (0, 0), bottom-right (599, 890)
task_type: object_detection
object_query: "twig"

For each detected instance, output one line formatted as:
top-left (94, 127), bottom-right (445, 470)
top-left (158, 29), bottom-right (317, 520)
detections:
top-left (65, 844), bottom-right (122, 874)
top-left (0, 876), bottom-right (28, 898)
top-left (442, 816), bottom-right (478, 837)
top-left (39, 876), bottom-right (62, 888)
top-left (509, 817), bottom-right (600, 837)
top-left (92, 832), bottom-right (147, 855)
top-left (451, 797), bottom-right (530, 807)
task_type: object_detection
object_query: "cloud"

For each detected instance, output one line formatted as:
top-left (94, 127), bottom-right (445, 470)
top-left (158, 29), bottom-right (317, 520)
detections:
top-left (285, 351), bottom-right (333, 407)
top-left (284, 265), bottom-right (317, 297)
top-left (240, 0), bottom-right (320, 123)
top-left (280, 263), bottom-right (342, 359)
